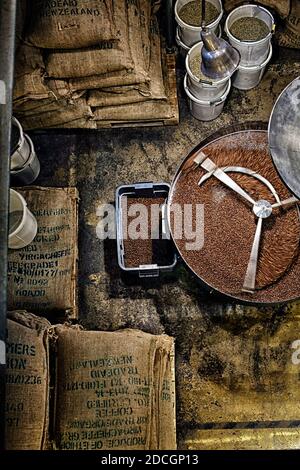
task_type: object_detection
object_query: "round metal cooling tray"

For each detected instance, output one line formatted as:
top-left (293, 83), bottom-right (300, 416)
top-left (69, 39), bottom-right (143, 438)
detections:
top-left (167, 126), bottom-right (300, 305)
top-left (268, 77), bottom-right (300, 199)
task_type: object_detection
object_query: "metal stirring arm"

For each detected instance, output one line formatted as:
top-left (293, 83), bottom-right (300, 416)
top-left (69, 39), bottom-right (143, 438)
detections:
top-left (199, 157), bottom-right (256, 206)
top-left (272, 196), bottom-right (299, 209)
top-left (199, 166), bottom-right (281, 204)
top-left (196, 156), bottom-right (299, 293)
top-left (242, 217), bottom-right (263, 293)
top-left (197, 157), bottom-right (299, 293)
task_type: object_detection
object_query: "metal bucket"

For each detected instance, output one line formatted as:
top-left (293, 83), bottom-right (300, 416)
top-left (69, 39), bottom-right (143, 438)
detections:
top-left (10, 135), bottom-right (41, 185)
top-left (10, 117), bottom-right (31, 170)
top-left (186, 41), bottom-right (230, 100)
top-left (8, 189), bottom-right (38, 249)
top-left (176, 25), bottom-right (221, 62)
top-left (232, 44), bottom-right (272, 90)
top-left (175, 0), bottom-right (223, 47)
top-left (225, 4), bottom-right (274, 67)
top-left (184, 74), bottom-right (231, 121)
top-left (10, 117), bottom-right (40, 184)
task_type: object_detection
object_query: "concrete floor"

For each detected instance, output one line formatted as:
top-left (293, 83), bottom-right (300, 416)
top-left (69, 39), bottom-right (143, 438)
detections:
top-left (29, 46), bottom-right (300, 449)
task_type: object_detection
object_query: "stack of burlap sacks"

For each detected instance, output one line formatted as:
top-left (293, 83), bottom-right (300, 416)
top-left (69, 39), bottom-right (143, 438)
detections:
top-left (6, 311), bottom-right (176, 450)
top-left (14, 0), bottom-right (176, 129)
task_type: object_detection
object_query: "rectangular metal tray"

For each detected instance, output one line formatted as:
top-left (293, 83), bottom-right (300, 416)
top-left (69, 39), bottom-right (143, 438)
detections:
top-left (115, 182), bottom-right (177, 277)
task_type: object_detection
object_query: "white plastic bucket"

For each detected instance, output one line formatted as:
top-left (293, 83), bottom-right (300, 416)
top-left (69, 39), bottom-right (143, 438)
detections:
top-left (184, 74), bottom-right (231, 121)
top-left (232, 43), bottom-right (272, 90)
top-left (9, 189), bottom-right (38, 249)
top-left (10, 135), bottom-right (41, 185)
top-left (186, 42), bottom-right (230, 100)
top-left (225, 4), bottom-right (274, 66)
top-left (175, 0), bottom-right (223, 47)
top-left (176, 25), bottom-right (221, 61)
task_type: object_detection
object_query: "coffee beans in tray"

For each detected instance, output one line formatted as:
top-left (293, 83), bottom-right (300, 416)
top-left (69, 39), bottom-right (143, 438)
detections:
top-left (116, 183), bottom-right (176, 276)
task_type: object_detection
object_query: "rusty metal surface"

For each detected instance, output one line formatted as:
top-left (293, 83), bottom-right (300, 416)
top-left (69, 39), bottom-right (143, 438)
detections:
top-left (28, 52), bottom-right (300, 450)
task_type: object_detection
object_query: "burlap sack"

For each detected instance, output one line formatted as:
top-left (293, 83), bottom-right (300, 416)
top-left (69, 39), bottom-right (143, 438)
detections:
top-left (5, 311), bottom-right (51, 450)
top-left (14, 91), bottom-right (85, 113)
top-left (45, 0), bottom-right (150, 87)
top-left (47, 0), bottom-right (150, 92)
top-left (15, 44), bottom-right (45, 77)
top-left (94, 99), bottom-right (174, 122)
top-left (13, 44), bottom-right (52, 104)
top-left (277, 0), bottom-right (300, 48)
top-left (88, 88), bottom-right (150, 107)
top-left (140, 0), bottom-right (151, 70)
top-left (99, 84), bottom-right (151, 94)
top-left (20, 113), bottom-right (96, 129)
top-left (223, 0), bottom-right (290, 18)
top-left (87, 15), bottom-right (166, 107)
top-left (14, 97), bottom-right (60, 114)
top-left (13, 43), bottom-right (86, 107)
top-left (126, 0), bottom-right (149, 84)
top-left (48, 116), bottom-right (97, 128)
top-left (14, 71), bottom-right (53, 105)
top-left (26, 0), bottom-right (117, 49)
top-left (147, 16), bottom-right (167, 99)
top-left (45, 40), bottom-right (133, 79)
top-left (151, 336), bottom-right (176, 450)
top-left (45, 1), bottom-right (132, 79)
top-left (7, 187), bottom-right (79, 318)
top-left (53, 326), bottom-right (176, 450)
top-left (14, 84), bottom-right (86, 113)
top-left (16, 97), bottom-right (95, 129)
top-left (68, 69), bottom-right (148, 92)
top-left (45, 78), bottom-right (86, 99)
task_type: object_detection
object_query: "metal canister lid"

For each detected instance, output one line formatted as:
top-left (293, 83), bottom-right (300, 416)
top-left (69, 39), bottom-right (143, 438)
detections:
top-left (268, 77), bottom-right (300, 199)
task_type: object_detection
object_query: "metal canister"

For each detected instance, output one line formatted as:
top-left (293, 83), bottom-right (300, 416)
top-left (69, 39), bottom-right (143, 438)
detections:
top-left (10, 117), bottom-right (40, 185)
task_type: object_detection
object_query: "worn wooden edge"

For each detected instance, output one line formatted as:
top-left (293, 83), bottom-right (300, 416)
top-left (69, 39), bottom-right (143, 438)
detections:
top-left (96, 50), bottom-right (179, 129)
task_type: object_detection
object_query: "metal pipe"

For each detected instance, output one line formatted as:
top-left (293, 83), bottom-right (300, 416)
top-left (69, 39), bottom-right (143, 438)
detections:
top-left (0, 0), bottom-right (17, 450)
top-left (201, 0), bottom-right (206, 28)
top-left (165, 0), bottom-right (175, 52)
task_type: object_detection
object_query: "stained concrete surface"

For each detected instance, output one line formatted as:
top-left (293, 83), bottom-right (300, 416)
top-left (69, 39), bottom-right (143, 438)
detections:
top-left (28, 47), bottom-right (300, 448)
